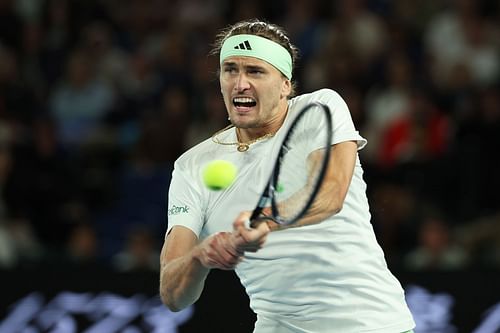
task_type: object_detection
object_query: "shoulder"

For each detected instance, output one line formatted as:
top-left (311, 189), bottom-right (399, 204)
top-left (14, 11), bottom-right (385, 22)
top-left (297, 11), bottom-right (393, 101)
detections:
top-left (175, 137), bottom-right (213, 171)
top-left (289, 89), bottom-right (347, 110)
top-left (174, 126), bottom-right (234, 173)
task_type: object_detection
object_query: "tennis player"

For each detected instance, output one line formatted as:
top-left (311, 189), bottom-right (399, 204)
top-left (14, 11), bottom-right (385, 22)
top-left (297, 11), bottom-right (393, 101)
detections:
top-left (159, 19), bottom-right (416, 333)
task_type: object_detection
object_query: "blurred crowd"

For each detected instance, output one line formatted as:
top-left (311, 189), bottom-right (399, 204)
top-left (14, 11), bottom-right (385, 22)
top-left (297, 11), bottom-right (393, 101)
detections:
top-left (0, 0), bottom-right (499, 272)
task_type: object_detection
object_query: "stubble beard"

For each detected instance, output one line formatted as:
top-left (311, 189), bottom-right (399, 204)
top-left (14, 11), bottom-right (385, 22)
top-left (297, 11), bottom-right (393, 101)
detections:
top-left (229, 117), bottom-right (261, 129)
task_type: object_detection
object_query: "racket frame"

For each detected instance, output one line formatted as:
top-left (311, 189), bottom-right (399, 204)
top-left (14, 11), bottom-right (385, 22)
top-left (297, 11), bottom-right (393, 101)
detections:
top-left (250, 102), bottom-right (333, 227)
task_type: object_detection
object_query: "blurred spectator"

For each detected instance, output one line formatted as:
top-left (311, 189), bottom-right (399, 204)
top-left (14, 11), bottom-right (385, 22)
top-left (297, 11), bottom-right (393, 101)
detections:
top-left (4, 117), bottom-right (76, 250)
top-left (13, 0), bottom-right (45, 23)
top-left (112, 226), bottom-right (159, 272)
top-left (174, 0), bottom-right (225, 27)
top-left (0, 223), bottom-right (15, 267)
top-left (330, 0), bottom-right (388, 72)
top-left (229, 0), bottom-right (263, 23)
top-left (189, 47), bottom-right (220, 121)
top-left (41, 0), bottom-right (78, 86)
top-left (281, 0), bottom-right (323, 65)
top-left (49, 48), bottom-right (116, 147)
top-left (117, 49), bottom-right (162, 120)
top-left (0, 217), bottom-right (43, 268)
top-left (370, 182), bottom-right (419, 266)
top-left (0, 0), bottom-right (23, 51)
top-left (424, 0), bottom-right (500, 90)
top-left (63, 221), bottom-right (99, 266)
top-left (153, 29), bottom-right (192, 92)
top-left (94, 123), bottom-right (173, 258)
top-left (452, 86), bottom-right (500, 220)
top-left (0, 122), bottom-right (44, 268)
top-left (80, 20), bottom-right (130, 93)
top-left (19, 22), bottom-right (47, 103)
top-left (144, 85), bottom-right (191, 164)
top-left (341, 85), bottom-right (366, 129)
top-left (0, 133), bottom-right (15, 268)
top-left (0, 44), bottom-right (40, 128)
top-left (0, 127), bottom-right (12, 217)
top-left (185, 86), bottom-right (229, 149)
top-left (455, 213), bottom-right (500, 268)
top-left (404, 212), bottom-right (469, 271)
top-left (377, 89), bottom-right (450, 168)
top-left (363, 51), bottom-right (415, 161)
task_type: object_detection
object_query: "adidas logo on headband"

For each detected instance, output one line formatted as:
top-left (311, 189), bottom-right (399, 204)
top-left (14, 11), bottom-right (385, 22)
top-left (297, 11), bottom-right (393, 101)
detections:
top-left (234, 40), bottom-right (252, 50)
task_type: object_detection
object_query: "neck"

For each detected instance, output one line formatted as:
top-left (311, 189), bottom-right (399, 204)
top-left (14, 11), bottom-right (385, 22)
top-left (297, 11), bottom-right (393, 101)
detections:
top-left (237, 102), bottom-right (289, 142)
top-left (236, 127), bottom-right (272, 144)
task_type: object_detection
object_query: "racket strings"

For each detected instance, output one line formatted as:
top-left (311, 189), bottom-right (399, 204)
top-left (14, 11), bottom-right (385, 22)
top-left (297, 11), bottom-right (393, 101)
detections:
top-left (273, 122), bottom-right (329, 222)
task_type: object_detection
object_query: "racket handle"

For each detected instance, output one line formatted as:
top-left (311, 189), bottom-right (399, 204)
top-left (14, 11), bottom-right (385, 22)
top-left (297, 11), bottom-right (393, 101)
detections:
top-left (249, 210), bottom-right (260, 222)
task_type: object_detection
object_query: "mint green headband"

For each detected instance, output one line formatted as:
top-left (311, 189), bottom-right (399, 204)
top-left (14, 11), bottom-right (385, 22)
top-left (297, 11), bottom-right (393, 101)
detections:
top-left (220, 34), bottom-right (293, 79)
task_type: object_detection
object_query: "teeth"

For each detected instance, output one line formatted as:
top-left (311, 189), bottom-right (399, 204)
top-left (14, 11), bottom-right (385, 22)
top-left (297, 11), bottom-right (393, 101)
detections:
top-left (233, 97), bottom-right (255, 103)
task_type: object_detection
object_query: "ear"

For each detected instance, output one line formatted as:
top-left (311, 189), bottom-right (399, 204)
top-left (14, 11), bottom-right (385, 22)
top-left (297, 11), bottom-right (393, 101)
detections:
top-left (281, 79), bottom-right (292, 99)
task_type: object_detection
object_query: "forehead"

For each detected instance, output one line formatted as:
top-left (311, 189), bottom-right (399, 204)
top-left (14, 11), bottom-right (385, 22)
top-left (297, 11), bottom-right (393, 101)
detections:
top-left (221, 56), bottom-right (274, 68)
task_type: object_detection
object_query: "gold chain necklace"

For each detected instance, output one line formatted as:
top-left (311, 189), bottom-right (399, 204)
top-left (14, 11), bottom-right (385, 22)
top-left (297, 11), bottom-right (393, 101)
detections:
top-left (211, 125), bottom-right (275, 152)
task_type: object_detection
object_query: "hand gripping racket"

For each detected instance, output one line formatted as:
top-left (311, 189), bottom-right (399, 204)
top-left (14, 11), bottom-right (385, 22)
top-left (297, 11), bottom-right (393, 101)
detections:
top-left (250, 102), bottom-right (333, 227)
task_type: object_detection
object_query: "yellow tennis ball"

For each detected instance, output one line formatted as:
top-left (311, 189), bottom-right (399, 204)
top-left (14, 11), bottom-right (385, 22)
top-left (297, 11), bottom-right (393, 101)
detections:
top-left (202, 160), bottom-right (237, 191)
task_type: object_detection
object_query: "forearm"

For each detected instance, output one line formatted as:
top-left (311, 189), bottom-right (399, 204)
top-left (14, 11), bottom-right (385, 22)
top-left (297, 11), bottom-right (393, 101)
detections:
top-left (159, 248), bottom-right (210, 312)
top-left (295, 181), bottom-right (343, 226)
top-left (269, 181), bottom-right (343, 231)
top-left (288, 142), bottom-right (355, 229)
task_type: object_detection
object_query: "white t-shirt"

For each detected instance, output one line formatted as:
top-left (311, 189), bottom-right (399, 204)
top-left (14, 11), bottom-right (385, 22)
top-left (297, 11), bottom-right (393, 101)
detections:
top-left (167, 89), bottom-right (415, 333)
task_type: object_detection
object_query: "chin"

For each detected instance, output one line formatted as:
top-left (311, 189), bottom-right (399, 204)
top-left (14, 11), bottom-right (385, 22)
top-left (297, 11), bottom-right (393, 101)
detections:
top-left (231, 118), bottom-right (258, 129)
top-left (230, 119), bottom-right (246, 128)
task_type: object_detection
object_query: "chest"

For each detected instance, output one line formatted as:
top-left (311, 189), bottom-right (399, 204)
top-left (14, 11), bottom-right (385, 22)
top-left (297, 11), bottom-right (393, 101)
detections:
top-left (199, 138), bottom-right (282, 238)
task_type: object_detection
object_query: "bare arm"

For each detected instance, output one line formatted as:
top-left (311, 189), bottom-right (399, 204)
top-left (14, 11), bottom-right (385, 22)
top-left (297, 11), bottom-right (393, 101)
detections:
top-left (159, 214), bottom-right (270, 311)
top-left (159, 226), bottom-right (208, 312)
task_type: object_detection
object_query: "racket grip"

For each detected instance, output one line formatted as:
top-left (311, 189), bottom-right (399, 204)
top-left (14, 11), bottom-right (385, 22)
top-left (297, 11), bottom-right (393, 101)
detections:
top-left (249, 216), bottom-right (268, 229)
top-left (249, 211), bottom-right (260, 222)
top-left (248, 210), bottom-right (262, 228)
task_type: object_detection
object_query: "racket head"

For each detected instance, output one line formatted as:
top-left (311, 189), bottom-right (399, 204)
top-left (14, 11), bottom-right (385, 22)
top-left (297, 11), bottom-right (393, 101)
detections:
top-left (268, 102), bottom-right (333, 225)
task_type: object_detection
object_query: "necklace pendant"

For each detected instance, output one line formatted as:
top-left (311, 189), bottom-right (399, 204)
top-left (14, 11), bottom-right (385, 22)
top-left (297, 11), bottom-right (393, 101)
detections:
top-left (237, 144), bottom-right (249, 152)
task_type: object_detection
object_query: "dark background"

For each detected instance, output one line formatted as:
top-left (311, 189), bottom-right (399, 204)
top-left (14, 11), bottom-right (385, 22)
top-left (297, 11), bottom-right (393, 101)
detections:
top-left (1, 0), bottom-right (500, 332)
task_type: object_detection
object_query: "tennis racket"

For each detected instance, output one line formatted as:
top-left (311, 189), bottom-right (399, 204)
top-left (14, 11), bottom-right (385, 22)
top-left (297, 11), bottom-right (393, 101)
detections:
top-left (250, 102), bottom-right (333, 227)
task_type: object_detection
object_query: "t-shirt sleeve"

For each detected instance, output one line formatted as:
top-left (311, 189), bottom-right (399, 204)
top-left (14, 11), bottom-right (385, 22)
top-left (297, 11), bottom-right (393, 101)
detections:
top-left (314, 89), bottom-right (367, 150)
top-left (166, 161), bottom-right (204, 237)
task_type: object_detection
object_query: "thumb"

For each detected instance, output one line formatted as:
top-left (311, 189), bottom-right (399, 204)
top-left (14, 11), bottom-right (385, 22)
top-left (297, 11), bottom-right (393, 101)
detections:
top-left (233, 211), bottom-right (252, 231)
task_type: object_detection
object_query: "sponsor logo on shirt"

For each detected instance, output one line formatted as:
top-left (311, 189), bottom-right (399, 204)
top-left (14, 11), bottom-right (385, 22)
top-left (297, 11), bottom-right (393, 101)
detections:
top-left (168, 205), bottom-right (190, 216)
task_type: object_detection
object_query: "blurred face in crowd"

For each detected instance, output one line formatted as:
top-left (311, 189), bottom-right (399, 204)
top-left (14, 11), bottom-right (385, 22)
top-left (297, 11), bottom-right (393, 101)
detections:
top-left (220, 56), bottom-right (291, 134)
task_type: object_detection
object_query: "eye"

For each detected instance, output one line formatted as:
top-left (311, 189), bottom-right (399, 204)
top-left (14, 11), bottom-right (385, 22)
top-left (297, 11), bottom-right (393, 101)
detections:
top-left (223, 67), bottom-right (238, 74)
top-left (248, 68), bottom-right (264, 75)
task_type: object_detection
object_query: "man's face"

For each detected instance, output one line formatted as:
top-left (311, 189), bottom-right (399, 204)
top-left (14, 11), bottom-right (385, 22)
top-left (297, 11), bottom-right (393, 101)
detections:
top-left (220, 56), bottom-right (291, 129)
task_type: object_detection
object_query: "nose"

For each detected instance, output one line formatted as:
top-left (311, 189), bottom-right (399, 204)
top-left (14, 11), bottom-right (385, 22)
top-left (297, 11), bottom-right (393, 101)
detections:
top-left (234, 73), bottom-right (251, 92)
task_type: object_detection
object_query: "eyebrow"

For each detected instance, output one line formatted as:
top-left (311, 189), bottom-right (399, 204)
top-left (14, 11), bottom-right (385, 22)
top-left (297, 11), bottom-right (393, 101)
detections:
top-left (222, 61), bottom-right (267, 71)
top-left (222, 61), bottom-right (237, 68)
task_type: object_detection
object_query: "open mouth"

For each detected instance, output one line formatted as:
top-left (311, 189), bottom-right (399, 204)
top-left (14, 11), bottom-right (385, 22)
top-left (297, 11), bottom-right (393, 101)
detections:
top-left (233, 97), bottom-right (257, 108)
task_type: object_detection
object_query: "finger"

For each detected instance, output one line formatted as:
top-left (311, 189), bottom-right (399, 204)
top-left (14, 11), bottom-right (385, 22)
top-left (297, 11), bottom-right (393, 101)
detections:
top-left (233, 211), bottom-right (252, 231)
top-left (201, 233), bottom-right (241, 269)
top-left (234, 230), bottom-right (269, 252)
top-left (255, 220), bottom-right (271, 234)
top-left (213, 233), bottom-right (243, 262)
top-left (237, 235), bottom-right (267, 251)
top-left (240, 220), bottom-right (270, 242)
